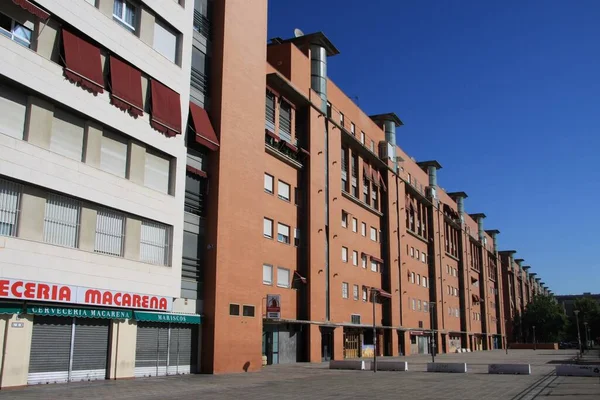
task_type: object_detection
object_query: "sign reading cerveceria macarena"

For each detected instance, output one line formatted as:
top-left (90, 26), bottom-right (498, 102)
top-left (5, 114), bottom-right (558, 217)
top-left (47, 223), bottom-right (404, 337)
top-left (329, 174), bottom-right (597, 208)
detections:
top-left (28, 306), bottom-right (132, 320)
top-left (0, 278), bottom-right (173, 311)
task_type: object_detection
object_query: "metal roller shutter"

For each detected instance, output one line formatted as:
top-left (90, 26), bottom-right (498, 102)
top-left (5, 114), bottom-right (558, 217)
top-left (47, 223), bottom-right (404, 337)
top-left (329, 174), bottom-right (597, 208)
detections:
top-left (135, 322), bottom-right (169, 377)
top-left (71, 319), bottom-right (110, 381)
top-left (168, 325), bottom-right (194, 375)
top-left (28, 316), bottom-right (71, 385)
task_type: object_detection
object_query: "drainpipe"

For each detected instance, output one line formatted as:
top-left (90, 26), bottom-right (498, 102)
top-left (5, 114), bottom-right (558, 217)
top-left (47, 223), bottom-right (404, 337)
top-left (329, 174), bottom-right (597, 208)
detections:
top-left (448, 192), bottom-right (468, 346)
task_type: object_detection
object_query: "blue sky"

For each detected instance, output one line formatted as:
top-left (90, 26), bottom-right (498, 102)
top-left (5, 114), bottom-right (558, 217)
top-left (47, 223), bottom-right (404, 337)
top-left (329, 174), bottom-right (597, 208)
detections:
top-left (268, 0), bottom-right (600, 295)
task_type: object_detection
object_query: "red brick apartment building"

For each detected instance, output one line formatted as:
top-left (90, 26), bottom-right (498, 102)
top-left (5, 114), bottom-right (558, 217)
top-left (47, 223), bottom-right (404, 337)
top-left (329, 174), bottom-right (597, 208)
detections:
top-left (0, 0), bottom-right (552, 386)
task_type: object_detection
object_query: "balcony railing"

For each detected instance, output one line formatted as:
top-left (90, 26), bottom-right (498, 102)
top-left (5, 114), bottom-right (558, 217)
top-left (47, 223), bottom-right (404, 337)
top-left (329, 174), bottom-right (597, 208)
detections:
top-left (193, 10), bottom-right (210, 38)
top-left (191, 67), bottom-right (208, 95)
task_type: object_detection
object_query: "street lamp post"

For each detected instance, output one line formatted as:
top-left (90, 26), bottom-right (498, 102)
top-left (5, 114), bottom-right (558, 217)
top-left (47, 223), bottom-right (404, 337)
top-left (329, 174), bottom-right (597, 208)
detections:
top-left (505, 319), bottom-right (508, 355)
top-left (583, 322), bottom-right (589, 352)
top-left (372, 289), bottom-right (378, 373)
top-left (533, 325), bottom-right (536, 351)
top-left (430, 302), bottom-right (436, 363)
top-left (574, 310), bottom-right (582, 356)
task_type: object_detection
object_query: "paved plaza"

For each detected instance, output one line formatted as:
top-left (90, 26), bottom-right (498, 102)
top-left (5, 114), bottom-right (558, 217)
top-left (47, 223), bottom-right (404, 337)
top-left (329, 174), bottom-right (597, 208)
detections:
top-left (1, 350), bottom-right (599, 400)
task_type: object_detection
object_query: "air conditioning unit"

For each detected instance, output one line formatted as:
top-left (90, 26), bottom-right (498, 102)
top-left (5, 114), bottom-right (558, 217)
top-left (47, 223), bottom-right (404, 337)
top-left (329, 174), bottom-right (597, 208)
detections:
top-left (378, 141), bottom-right (395, 162)
top-left (426, 186), bottom-right (437, 199)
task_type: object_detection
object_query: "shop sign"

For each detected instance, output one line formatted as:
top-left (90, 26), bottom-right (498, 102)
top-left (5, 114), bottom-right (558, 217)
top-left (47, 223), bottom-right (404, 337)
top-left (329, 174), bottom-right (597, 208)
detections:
top-left (134, 311), bottom-right (201, 324)
top-left (27, 306), bottom-right (132, 320)
top-left (266, 294), bottom-right (281, 319)
top-left (0, 278), bottom-right (172, 311)
top-left (410, 331), bottom-right (426, 336)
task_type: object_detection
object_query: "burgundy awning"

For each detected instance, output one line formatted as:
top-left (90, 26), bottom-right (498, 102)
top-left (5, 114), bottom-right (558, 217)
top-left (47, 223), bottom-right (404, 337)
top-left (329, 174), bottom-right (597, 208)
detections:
top-left (265, 129), bottom-right (279, 142)
top-left (300, 148), bottom-right (310, 156)
top-left (378, 171), bottom-right (387, 191)
top-left (294, 271), bottom-right (307, 284)
top-left (371, 169), bottom-right (379, 185)
top-left (12, 0), bottom-right (49, 20)
top-left (150, 80), bottom-right (181, 137)
top-left (283, 141), bottom-right (298, 152)
top-left (363, 164), bottom-right (371, 180)
top-left (62, 29), bottom-right (104, 95)
top-left (189, 102), bottom-right (219, 151)
top-left (109, 56), bottom-right (143, 117)
top-left (374, 288), bottom-right (392, 299)
top-left (186, 165), bottom-right (207, 178)
top-left (472, 294), bottom-right (480, 302)
top-left (370, 255), bottom-right (384, 264)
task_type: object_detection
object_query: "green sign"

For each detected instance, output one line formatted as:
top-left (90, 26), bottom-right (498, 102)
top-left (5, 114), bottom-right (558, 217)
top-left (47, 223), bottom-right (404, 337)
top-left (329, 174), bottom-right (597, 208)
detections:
top-left (27, 306), bottom-right (131, 320)
top-left (134, 311), bottom-right (201, 324)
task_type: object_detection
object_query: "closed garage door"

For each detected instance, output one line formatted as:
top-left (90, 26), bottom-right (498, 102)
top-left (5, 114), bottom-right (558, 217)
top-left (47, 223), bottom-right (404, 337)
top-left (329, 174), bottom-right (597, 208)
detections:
top-left (168, 325), bottom-right (193, 375)
top-left (28, 317), bottom-right (110, 384)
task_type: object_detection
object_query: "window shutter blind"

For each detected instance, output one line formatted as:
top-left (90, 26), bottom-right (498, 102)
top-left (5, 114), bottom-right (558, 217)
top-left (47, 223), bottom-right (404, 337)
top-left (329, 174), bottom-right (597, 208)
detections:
top-left (277, 182), bottom-right (290, 199)
top-left (0, 179), bottom-right (21, 237)
top-left (140, 221), bottom-right (169, 265)
top-left (95, 209), bottom-right (124, 256)
top-left (44, 194), bottom-right (80, 248)
top-left (262, 265), bottom-right (272, 284)
top-left (144, 153), bottom-right (170, 193)
top-left (51, 109), bottom-right (85, 161)
top-left (264, 174), bottom-right (273, 191)
top-left (263, 219), bottom-right (272, 237)
top-left (277, 224), bottom-right (289, 237)
top-left (277, 268), bottom-right (289, 287)
top-left (265, 92), bottom-right (275, 132)
top-left (278, 102), bottom-right (291, 142)
top-left (100, 133), bottom-right (128, 178)
top-left (0, 84), bottom-right (27, 139)
top-left (153, 20), bottom-right (177, 63)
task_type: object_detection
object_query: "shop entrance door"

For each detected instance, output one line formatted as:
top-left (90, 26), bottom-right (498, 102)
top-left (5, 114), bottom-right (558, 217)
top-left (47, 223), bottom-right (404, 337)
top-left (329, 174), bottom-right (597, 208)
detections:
top-left (344, 331), bottom-right (360, 359)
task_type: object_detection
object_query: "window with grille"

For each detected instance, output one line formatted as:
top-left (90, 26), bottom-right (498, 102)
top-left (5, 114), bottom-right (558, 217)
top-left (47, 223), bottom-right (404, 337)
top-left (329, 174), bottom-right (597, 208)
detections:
top-left (140, 220), bottom-right (170, 266)
top-left (278, 101), bottom-right (292, 143)
top-left (353, 285), bottom-right (359, 300)
top-left (265, 91), bottom-right (276, 132)
top-left (44, 194), bottom-right (80, 248)
top-left (342, 282), bottom-right (348, 298)
top-left (351, 314), bottom-right (361, 324)
top-left (94, 209), bottom-right (125, 256)
top-left (0, 178), bottom-right (21, 237)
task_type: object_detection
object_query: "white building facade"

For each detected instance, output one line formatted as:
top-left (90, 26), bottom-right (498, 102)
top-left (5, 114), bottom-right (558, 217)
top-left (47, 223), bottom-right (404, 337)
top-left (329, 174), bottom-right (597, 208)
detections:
top-left (0, 0), bottom-right (205, 388)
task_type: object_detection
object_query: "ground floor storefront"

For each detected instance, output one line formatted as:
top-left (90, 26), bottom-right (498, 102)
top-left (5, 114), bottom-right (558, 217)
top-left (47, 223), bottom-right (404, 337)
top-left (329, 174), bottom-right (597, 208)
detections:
top-left (342, 327), bottom-right (384, 359)
top-left (262, 322), bottom-right (304, 365)
top-left (0, 302), bottom-right (201, 388)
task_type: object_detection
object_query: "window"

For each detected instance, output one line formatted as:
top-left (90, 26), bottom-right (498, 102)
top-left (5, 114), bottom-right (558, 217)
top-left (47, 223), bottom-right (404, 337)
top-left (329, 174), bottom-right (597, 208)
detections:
top-left (421, 252), bottom-right (426, 263)
top-left (144, 152), bottom-right (170, 194)
top-left (350, 122), bottom-right (355, 135)
top-left (263, 218), bottom-right (273, 238)
top-left (361, 253), bottom-right (367, 268)
top-left (51, 109), bottom-right (85, 161)
top-left (264, 174), bottom-right (274, 193)
top-left (422, 277), bottom-right (428, 288)
top-left (277, 267), bottom-right (290, 288)
top-left (362, 287), bottom-right (368, 301)
top-left (278, 181), bottom-right (290, 201)
top-left (294, 228), bottom-right (300, 247)
top-left (370, 140), bottom-right (375, 152)
top-left (352, 218), bottom-right (358, 232)
top-left (190, 47), bottom-right (208, 98)
top-left (411, 298), bottom-right (416, 310)
top-left (277, 223), bottom-right (290, 244)
top-left (0, 83), bottom-right (27, 139)
top-left (265, 90), bottom-right (276, 132)
top-left (341, 211), bottom-right (348, 228)
top-left (453, 287), bottom-right (458, 296)
top-left (417, 300), bottom-right (421, 311)
top-left (353, 285), bottom-right (359, 300)
top-left (339, 112), bottom-right (344, 127)
top-left (352, 251), bottom-right (358, 266)
top-left (113, 0), bottom-right (136, 31)
top-left (370, 227), bottom-right (377, 241)
top-left (416, 249), bottom-right (420, 259)
top-left (100, 132), bottom-right (128, 178)
top-left (279, 100), bottom-right (292, 143)
top-left (410, 247), bottom-right (414, 257)
top-left (371, 260), bottom-right (378, 272)
top-left (44, 194), bottom-right (80, 248)
top-left (342, 282), bottom-right (349, 298)
top-left (361, 222), bottom-right (366, 236)
top-left (410, 272), bottom-right (415, 283)
top-left (243, 305), bottom-right (255, 317)
top-left (153, 19), bottom-right (177, 63)
top-left (140, 220), bottom-right (170, 265)
top-left (417, 274), bottom-right (421, 286)
top-left (0, 179), bottom-right (21, 237)
top-left (94, 209), bottom-right (125, 256)
top-left (423, 301), bottom-right (429, 313)
top-left (263, 264), bottom-right (273, 285)
top-left (342, 247), bottom-right (348, 262)
top-left (229, 304), bottom-right (240, 316)
top-left (360, 131), bottom-right (365, 144)
top-left (0, 13), bottom-right (32, 48)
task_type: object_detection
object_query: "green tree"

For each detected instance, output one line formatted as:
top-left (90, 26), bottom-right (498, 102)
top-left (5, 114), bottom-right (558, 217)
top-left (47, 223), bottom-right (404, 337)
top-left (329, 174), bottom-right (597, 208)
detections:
top-left (520, 295), bottom-right (567, 343)
top-left (568, 297), bottom-right (600, 345)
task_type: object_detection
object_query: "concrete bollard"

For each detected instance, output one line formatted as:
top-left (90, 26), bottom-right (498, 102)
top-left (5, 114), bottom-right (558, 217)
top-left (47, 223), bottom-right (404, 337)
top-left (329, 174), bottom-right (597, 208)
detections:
top-left (371, 361), bottom-right (408, 371)
top-left (488, 364), bottom-right (531, 375)
top-left (555, 365), bottom-right (600, 377)
top-left (329, 360), bottom-right (366, 370)
top-left (427, 363), bottom-right (468, 373)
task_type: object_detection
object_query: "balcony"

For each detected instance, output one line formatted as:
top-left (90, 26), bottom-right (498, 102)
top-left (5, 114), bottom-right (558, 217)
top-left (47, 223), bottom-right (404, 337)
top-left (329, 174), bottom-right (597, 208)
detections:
top-left (191, 67), bottom-right (208, 95)
top-left (193, 10), bottom-right (210, 38)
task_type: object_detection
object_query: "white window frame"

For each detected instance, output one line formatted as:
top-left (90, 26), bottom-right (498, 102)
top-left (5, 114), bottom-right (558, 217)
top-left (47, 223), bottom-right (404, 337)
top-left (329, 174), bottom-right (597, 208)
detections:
top-left (361, 254), bottom-right (367, 269)
top-left (416, 249), bottom-right (420, 259)
top-left (277, 223), bottom-right (290, 244)
top-left (278, 180), bottom-right (291, 201)
top-left (410, 247), bottom-right (414, 257)
top-left (113, 0), bottom-right (137, 32)
top-left (263, 264), bottom-right (273, 285)
top-left (263, 218), bottom-right (273, 238)
top-left (43, 194), bottom-right (80, 248)
top-left (350, 123), bottom-right (355, 135)
top-left (410, 272), bottom-right (415, 283)
top-left (360, 131), bottom-right (365, 144)
top-left (0, 14), bottom-right (32, 48)
top-left (370, 227), bottom-right (377, 241)
top-left (422, 277), bottom-right (428, 288)
top-left (421, 252), bottom-right (426, 263)
top-left (361, 222), bottom-right (366, 236)
top-left (277, 267), bottom-right (290, 288)
top-left (94, 208), bottom-right (125, 257)
top-left (342, 282), bottom-right (349, 299)
top-left (264, 173), bottom-right (274, 194)
top-left (341, 211), bottom-right (348, 228)
top-left (140, 220), bottom-right (171, 266)
top-left (362, 287), bottom-right (368, 302)
top-left (371, 260), bottom-right (378, 272)
top-left (342, 246), bottom-right (348, 263)
top-left (352, 250), bottom-right (358, 266)
top-left (352, 217), bottom-right (357, 232)
top-left (353, 285), bottom-right (359, 300)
